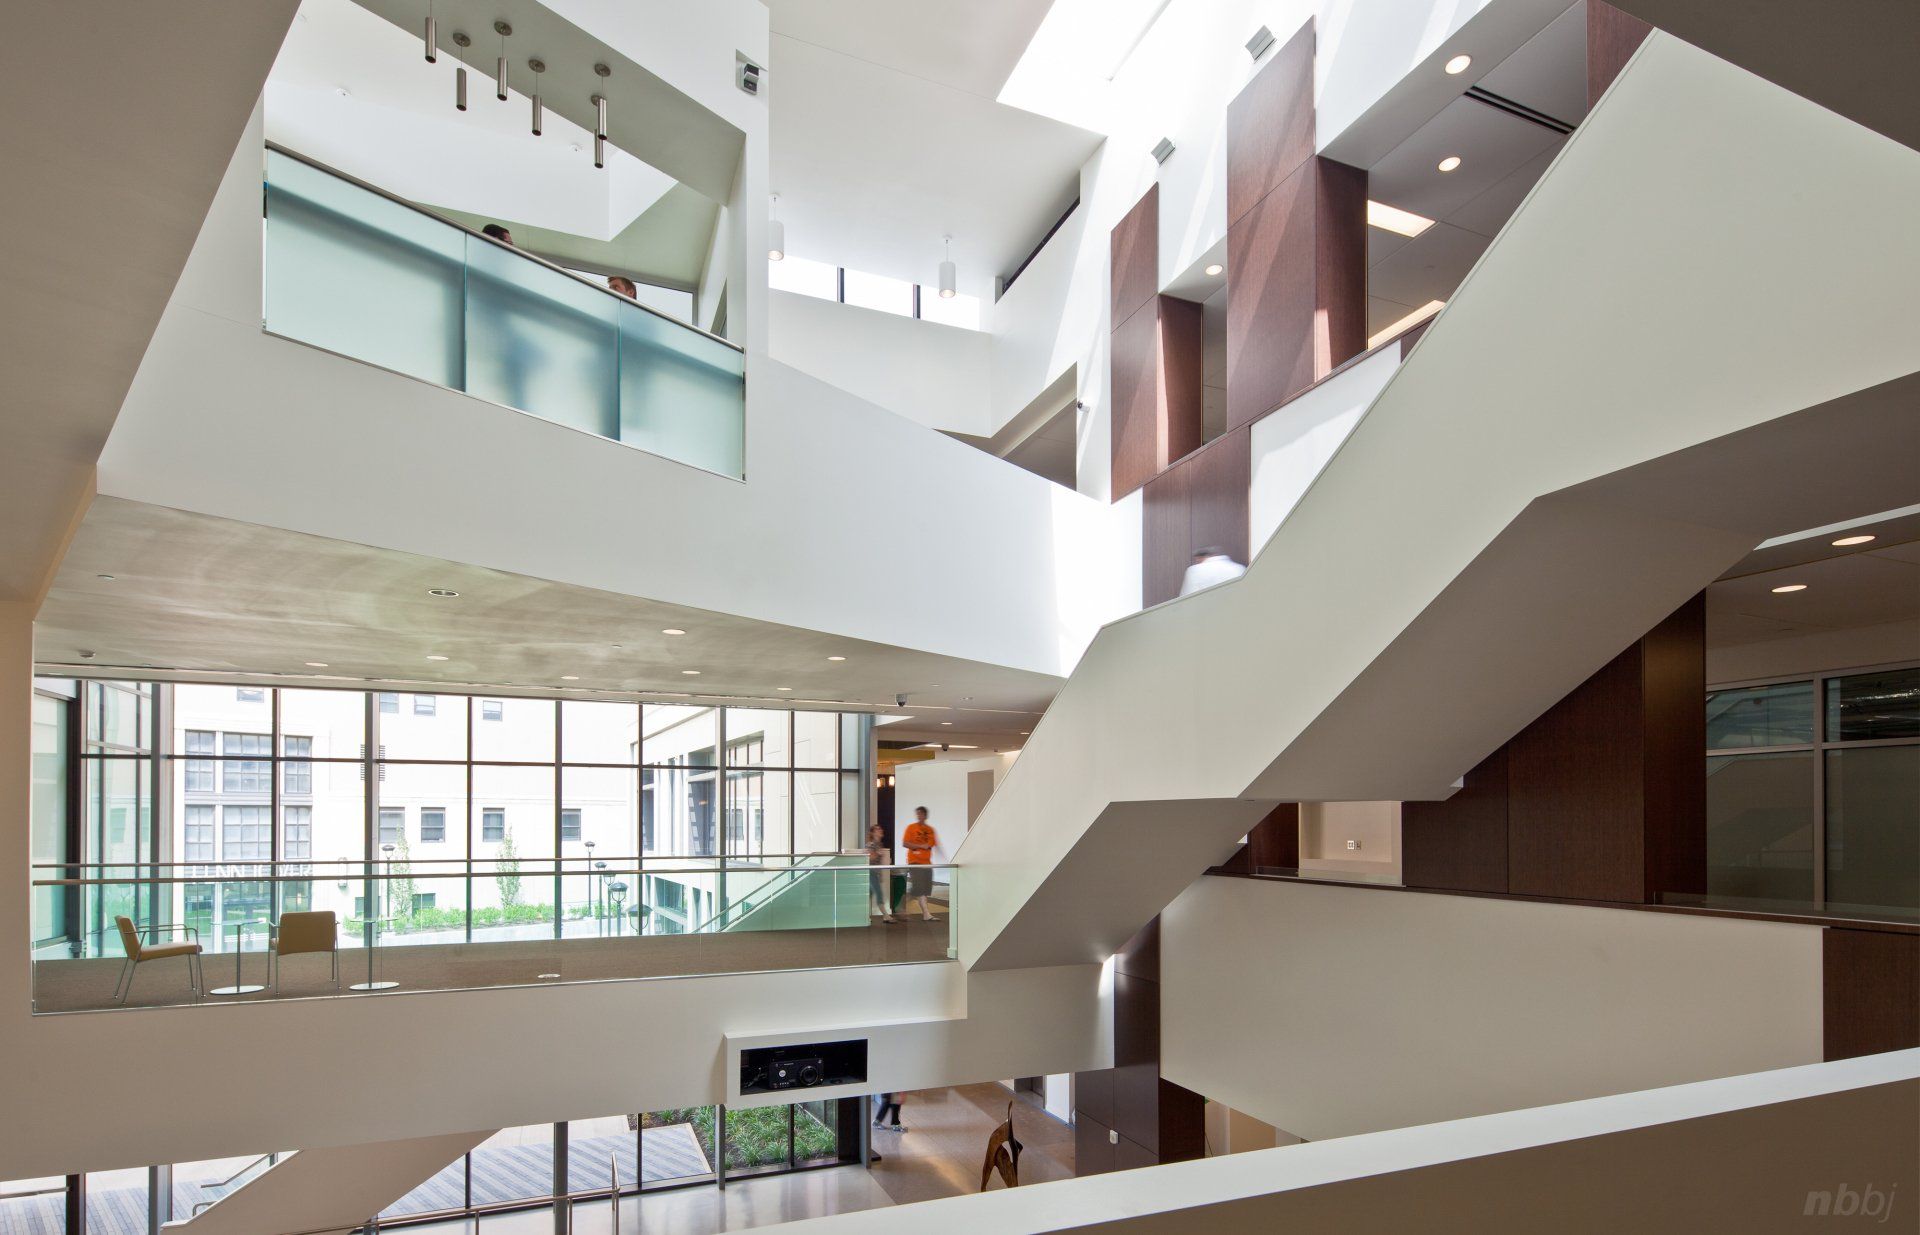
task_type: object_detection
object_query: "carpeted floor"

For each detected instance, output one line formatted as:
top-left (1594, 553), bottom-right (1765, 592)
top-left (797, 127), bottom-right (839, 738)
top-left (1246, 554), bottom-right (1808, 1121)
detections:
top-left (31, 914), bottom-right (952, 1013)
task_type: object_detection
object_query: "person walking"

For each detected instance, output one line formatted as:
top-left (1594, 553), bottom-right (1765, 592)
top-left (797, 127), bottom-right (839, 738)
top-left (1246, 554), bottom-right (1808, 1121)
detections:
top-left (867, 823), bottom-right (899, 924)
top-left (1179, 546), bottom-right (1247, 596)
top-left (872, 1091), bottom-right (905, 1132)
top-left (902, 807), bottom-right (939, 922)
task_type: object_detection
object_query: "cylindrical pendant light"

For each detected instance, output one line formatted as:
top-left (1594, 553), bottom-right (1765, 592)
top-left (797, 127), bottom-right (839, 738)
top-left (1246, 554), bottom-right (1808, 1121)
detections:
top-left (938, 235), bottom-right (957, 299)
top-left (493, 21), bottom-right (512, 101)
top-left (592, 63), bottom-right (611, 171)
top-left (451, 31), bottom-right (471, 111)
top-left (528, 58), bottom-right (545, 135)
top-left (768, 195), bottom-right (785, 261)
top-left (423, 6), bottom-right (436, 62)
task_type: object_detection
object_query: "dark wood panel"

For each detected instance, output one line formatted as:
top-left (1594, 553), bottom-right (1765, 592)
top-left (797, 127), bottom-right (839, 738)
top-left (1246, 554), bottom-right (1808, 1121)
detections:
top-left (1588, 0), bottom-right (1655, 106)
top-left (1074, 1111), bottom-right (1117, 1176)
top-left (1112, 1134), bottom-right (1160, 1173)
top-left (1641, 593), bottom-right (1706, 899)
top-left (1111, 971), bottom-right (1163, 1153)
top-left (1074, 1066), bottom-right (1114, 1128)
top-left (1508, 643), bottom-right (1648, 903)
top-left (1226, 160), bottom-right (1318, 427)
top-left (1314, 157), bottom-right (1369, 379)
top-left (1824, 928), bottom-right (1920, 1061)
top-left (1399, 317), bottom-right (1434, 356)
top-left (1159, 295), bottom-right (1206, 467)
top-left (1110, 184), bottom-right (1160, 329)
top-left (1246, 801), bottom-right (1300, 870)
top-left (1227, 20), bottom-right (1315, 228)
top-left (1111, 299), bottom-right (1164, 501)
top-left (1116, 916), bottom-right (1160, 983)
top-left (1187, 426), bottom-right (1252, 566)
top-left (1157, 1079), bottom-right (1207, 1164)
top-left (1403, 746), bottom-right (1510, 894)
top-left (1141, 460), bottom-right (1191, 606)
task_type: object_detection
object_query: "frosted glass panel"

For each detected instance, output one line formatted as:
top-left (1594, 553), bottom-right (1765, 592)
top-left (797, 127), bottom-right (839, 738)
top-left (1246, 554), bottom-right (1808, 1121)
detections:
top-left (264, 149), bottom-right (464, 386)
top-left (465, 235), bottom-right (619, 438)
top-left (619, 303), bottom-right (746, 479)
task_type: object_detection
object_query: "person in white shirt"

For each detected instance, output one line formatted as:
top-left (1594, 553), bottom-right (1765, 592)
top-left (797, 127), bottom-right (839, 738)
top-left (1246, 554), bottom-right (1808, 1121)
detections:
top-left (1179, 546), bottom-right (1247, 596)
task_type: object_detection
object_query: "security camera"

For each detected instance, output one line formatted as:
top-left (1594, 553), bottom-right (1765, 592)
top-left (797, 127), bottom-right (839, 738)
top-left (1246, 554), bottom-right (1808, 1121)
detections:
top-left (896, 693), bottom-right (908, 707)
top-left (941, 743), bottom-right (950, 752)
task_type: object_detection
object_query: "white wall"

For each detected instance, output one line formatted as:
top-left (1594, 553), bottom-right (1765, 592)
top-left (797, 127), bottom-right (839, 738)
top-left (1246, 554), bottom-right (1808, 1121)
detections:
top-left (1161, 877), bottom-right (1824, 1141)
top-left (1248, 346), bottom-right (1400, 555)
top-left (769, 291), bottom-right (994, 436)
top-left (1297, 799), bottom-right (1400, 878)
top-left (894, 752), bottom-right (1018, 865)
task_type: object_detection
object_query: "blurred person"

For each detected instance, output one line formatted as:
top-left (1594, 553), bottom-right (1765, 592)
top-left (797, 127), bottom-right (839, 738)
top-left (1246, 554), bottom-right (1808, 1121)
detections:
top-left (1179, 546), bottom-right (1246, 597)
top-left (902, 807), bottom-right (939, 922)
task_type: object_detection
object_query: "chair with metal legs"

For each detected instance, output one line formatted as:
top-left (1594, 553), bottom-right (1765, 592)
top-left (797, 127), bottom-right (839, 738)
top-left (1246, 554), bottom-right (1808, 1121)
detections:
top-left (270, 910), bottom-right (341, 994)
top-left (112, 915), bottom-right (204, 1005)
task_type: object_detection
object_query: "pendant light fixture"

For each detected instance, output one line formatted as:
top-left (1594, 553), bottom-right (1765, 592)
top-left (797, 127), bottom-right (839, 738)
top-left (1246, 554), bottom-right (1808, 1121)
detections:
top-left (451, 31), bottom-right (471, 111)
top-left (423, 0), bottom-right (436, 62)
top-left (768, 195), bottom-right (785, 261)
top-left (938, 235), bottom-right (957, 299)
top-left (493, 21), bottom-right (512, 101)
top-left (528, 58), bottom-right (545, 135)
top-left (592, 62), bottom-right (611, 169)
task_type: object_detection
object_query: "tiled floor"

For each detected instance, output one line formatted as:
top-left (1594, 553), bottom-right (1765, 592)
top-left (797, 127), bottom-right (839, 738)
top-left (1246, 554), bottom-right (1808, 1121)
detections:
top-left (401, 1167), bottom-right (895, 1233)
top-left (867, 1084), bottom-right (1075, 1206)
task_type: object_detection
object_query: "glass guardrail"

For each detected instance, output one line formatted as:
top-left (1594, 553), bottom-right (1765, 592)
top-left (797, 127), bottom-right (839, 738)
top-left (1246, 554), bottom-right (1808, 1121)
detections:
top-left (262, 146), bottom-right (745, 479)
top-left (29, 859), bottom-right (956, 1013)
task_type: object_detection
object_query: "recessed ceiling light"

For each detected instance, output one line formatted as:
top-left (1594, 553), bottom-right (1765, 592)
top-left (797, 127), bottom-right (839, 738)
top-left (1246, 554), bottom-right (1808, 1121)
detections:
top-left (426, 654), bottom-right (450, 661)
top-left (1771, 584), bottom-right (1808, 594)
top-left (96, 574), bottom-right (116, 582)
top-left (948, 745), bottom-right (978, 750)
top-left (561, 675), bottom-right (579, 681)
top-left (427, 588), bottom-right (460, 598)
top-left (1367, 199), bottom-right (1435, 238)
top-left (1019, 731), bottom-right (1030, 735)
top-left (1437, 156), bottom-right (1462, 173)
top-left (776, 686), bottom-right (793, 691)
top-left (305, 662), bottom-right (329, 668)
top-left (940, 721), bottom-right (954, 726)
top-left (1204, 263), bottom-right (1223, 277)
top-left (1444, 53), bottom-right (1472, 75)
top-left (827, 655), bottom-right (847, 662)
top-left (1367, 300), bottom-right (1446, 349)
top-left (661, 628), bottom-right (687, 636)
top-left (77, 650), bottom-right (96, 659)
top-left (682, 669), bottom-right (702, 675)
top-left (1831, 534), bottom-right (1877, 547)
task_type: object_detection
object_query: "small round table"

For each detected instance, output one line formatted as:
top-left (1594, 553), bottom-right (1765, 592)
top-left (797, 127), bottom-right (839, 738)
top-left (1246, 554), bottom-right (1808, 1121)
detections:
top-left (348, 915), bottom-right (401, 991)
top-left (208, 919), bottom-right (269, 996)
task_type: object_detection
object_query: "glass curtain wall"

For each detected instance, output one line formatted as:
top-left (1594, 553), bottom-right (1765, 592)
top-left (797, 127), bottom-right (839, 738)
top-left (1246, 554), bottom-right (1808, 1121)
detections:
top-left (49, 680), bottom-right (876, 951)
top-left (30, 684), bottom-right (75, 956)
top-left (1704, 662), bottom-right (1920, 917)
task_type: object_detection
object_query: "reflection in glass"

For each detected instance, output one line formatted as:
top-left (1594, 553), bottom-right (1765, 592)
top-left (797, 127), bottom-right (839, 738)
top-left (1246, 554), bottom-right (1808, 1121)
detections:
top-left (1825, 745), bottom-right (1920, 913)
top-left (1705, 680), bottom-right (1814, 749)
top-left (1705, 752), bottom-right (1814, 906)
top-left (1825, 666), bottom-right (1920, 742)
top-left (473, 695), bottom-right (555, 763)
top-left (562, 700), bottom-right (639, 765)
top-left (639, 1108), bottom-right (717, 1189)
top-left (619, 303), bottom-right (745, 479)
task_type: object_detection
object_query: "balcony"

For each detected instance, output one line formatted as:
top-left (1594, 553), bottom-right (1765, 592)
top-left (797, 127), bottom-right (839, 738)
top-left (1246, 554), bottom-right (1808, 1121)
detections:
top-left (262, 146), bottom-right (745, 479)
top-left (31, 857), bottom-right (957, 1013)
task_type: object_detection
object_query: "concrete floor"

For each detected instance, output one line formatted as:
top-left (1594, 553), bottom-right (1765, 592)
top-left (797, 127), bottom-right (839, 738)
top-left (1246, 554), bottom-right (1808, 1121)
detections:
top-left (31, 915), bottom-right (952, 1013)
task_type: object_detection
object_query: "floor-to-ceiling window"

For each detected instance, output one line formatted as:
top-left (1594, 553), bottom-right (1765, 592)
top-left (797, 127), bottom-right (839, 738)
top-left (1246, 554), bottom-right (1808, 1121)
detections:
top-left (30, 685), bottom-right (75, 956)
top-left (1705, 661), bottom-right (1919, 918)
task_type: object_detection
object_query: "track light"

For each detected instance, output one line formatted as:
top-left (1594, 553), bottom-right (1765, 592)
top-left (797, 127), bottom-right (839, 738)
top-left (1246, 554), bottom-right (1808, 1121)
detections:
top-left (938, 236), bottom-right (957, 299)
top-left (769, 195), bottom-right (785, 261)
top-left (528, 58), bottom-right (545, 135)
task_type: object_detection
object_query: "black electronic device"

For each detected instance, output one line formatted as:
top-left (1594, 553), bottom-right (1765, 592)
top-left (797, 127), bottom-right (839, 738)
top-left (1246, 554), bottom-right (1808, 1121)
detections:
top-left (739, 1039), bottom-right (868, 1095)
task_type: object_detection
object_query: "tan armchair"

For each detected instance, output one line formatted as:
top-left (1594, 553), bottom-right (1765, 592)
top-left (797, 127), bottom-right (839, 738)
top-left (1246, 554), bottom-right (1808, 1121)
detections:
top-left (113, 915), bottom-right (204, 1004)
top-left (271, 911), bottom-right (339, 992)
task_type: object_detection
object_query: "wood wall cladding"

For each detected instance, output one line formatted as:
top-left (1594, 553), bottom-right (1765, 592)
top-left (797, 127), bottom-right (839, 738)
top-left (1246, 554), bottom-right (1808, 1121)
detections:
top-left (1824, 928), bottom-right (1920, 1061)
top-left (1641, 592), bottom-right (1707, 898)
top-left (1588, 0), bottom-right (1656, 106)
top-left (1075, 916), bottom-right (1204, 1175)
top-left (1140, 427), bottom-right (1252, 607)
top-left (1111, 298), bottom-right (1165, 500)
top-left (1227, 21), bottom-right (1317, 228)
top-left (1110, 184), bottom-right (1160, 328)
top-left (1159, 295), bottom-right (1206, 469)
top-left (1402, 747), bottom-right (1510, 894)
top-left (1142, 460), bottom-right (1192, 607)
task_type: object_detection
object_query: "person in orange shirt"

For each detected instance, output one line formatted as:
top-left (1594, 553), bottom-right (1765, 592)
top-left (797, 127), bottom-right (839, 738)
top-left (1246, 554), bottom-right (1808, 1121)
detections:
top-left (901, 807), bottom-right (939, 923)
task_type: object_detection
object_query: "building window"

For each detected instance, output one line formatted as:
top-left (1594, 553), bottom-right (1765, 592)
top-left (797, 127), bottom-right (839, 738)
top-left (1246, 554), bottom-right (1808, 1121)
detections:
top-left (222, 732), bottom-right (272, 793)
top-left (236, 688), bottom-right (266, 703)
top-left (412, 892), bottom-right (438, 913)
top-left (184, 729), bottom-right (215, 793)
top-left (482, 699), bottom-right (504, 722)
top-left (184, 804), bottom-right (215, 862)
top-left (378, 693), bottom-right (399, 714)
top-left (222, 804), bottom-right (272, 861)
top-left (561, 807), bottom-right (582, 842)
top-left (282, 805), bottom-right (313, 861)
top-left (378, 808), bottom-right (404, 847)
top-left (282, 735), bottom-right (312, 795)
top-left (420, 807), bottom-right (446, 843)
top-left (482, 808), bottom-right (505, 843)
top-left (640, 770), bottom-right (655, 851)
top-left (414, 695), bottom-right (437, 717)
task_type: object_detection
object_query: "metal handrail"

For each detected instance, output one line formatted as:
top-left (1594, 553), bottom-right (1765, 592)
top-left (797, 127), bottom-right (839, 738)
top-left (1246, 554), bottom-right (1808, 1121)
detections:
top-left (265, 141), bottom-right (742, 354)
top-left (33, 850), bottom-right (870, 869)
top-left (189, 1152), bottom-right (277, 1214)
top-left (33, 862), bottom-right (954, 888)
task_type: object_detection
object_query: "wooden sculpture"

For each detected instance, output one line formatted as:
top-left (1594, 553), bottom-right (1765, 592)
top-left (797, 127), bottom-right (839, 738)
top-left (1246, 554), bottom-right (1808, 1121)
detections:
top-left (980, 1101), bottom-right (1024, 1190)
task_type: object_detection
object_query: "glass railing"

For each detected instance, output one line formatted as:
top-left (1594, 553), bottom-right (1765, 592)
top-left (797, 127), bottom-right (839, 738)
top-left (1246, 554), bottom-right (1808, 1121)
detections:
top-left (262, 146), bottom-right (746, 479)
top-left (30, 857), bottom-right (955, 1013)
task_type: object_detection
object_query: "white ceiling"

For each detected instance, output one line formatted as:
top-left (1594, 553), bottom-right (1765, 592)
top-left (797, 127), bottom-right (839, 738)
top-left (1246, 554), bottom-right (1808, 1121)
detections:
top-left (764, 1), bottom-right (1101, 297)
top-left (1708, 538), bottom-right (1920, 649)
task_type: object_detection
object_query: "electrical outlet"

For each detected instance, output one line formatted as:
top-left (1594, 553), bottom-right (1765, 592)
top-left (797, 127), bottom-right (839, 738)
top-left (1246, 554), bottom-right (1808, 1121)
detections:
top-left (1346, 839), bottom-right (1361, 851)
